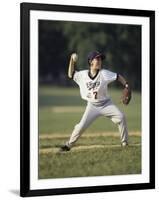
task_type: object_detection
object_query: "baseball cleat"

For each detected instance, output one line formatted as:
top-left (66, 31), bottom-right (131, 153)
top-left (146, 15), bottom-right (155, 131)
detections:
top-left (121, 142), bottom-right (128, 147)
top-left (59, 145), bottom-right (70, 152)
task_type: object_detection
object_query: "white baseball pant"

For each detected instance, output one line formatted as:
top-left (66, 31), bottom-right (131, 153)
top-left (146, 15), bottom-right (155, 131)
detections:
top-left (66, 99), bottom-right (128, 147)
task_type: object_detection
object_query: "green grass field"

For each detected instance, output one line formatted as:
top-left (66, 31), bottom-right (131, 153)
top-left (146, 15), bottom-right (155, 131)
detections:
top-left (38, 86), bottom-right (141, 179)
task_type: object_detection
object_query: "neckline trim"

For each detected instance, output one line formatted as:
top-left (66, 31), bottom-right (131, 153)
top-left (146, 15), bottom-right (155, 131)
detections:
top-left (88, 69), bottom-right (99, 80)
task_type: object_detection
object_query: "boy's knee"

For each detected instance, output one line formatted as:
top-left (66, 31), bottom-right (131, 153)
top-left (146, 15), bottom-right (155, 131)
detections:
top-left (118, 112), bottom-right (125, 123)
top-left (112, 112), bottom-right (125, 124)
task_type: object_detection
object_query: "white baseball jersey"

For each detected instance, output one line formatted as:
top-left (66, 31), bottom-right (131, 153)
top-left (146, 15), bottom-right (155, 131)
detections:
top-left (73, 69), bottom-right (117, 103)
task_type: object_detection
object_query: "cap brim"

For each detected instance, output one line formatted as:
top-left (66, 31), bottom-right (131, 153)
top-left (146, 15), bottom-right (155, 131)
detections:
top-left (95, 54), bottom-right (105, 60)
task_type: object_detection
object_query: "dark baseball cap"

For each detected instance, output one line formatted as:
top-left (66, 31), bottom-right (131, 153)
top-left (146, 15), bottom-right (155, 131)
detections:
top-left (87, 51), bottom-right (105, 63)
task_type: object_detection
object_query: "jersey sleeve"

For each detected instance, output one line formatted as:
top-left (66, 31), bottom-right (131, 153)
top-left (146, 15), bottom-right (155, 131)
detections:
top-left (102, 69), bottom-right (117, 84)
top-left (73, 71), bottom-right (82, 85)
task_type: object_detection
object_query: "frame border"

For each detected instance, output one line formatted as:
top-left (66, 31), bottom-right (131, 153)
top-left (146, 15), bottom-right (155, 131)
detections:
top-left (20, 2), bottom-right (155, 197)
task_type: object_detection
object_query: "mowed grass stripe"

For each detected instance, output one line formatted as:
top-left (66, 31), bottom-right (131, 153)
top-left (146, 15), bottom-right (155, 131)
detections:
top-left (52, 106), bottom-right (85, 113)
top-left (39, 131), bottom-right (141, 139)
top-left (39, 143), bottom-right (141, 154)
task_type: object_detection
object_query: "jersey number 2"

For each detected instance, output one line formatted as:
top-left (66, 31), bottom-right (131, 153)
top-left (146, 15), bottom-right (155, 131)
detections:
top-left (93, 91), bottom-right (98, 99)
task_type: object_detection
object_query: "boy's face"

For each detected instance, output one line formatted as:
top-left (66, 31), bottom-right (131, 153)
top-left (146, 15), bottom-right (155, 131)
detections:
top-left (90, 57), bottom-right (102, 70)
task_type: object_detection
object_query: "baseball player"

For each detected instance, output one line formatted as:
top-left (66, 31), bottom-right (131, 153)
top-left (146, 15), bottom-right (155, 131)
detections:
top-left (60, 51), bottom-right (131, 152)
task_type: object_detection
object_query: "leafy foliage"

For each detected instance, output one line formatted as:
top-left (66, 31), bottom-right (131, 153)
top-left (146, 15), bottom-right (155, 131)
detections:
top-left (39, 20), bottom-right (141, 90)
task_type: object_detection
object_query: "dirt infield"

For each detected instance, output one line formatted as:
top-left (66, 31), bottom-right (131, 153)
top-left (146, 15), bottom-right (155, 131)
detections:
top-left (39, 131), bottom-right (141, 154)
top-left (39, 143), bottom-right (141, 154)
top-left (39, 131), bottom-right (141, 140)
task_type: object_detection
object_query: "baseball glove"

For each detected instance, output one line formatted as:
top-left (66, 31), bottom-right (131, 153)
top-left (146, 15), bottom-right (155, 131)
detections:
top-left (122, 86), bottom-right (132, 105)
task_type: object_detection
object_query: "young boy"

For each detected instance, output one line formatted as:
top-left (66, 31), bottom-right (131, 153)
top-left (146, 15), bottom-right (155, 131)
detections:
top-left (60, 51), bottom-right (131, 152)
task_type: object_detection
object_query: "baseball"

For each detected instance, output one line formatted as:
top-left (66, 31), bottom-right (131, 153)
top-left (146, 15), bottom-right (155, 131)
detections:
top-left (71, 53), bottom-right (78, 62)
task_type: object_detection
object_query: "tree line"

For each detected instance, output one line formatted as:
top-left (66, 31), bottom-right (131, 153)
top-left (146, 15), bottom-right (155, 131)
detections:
top-left (39, 20), bottom-right (141, 90)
